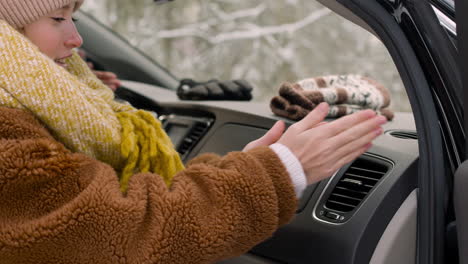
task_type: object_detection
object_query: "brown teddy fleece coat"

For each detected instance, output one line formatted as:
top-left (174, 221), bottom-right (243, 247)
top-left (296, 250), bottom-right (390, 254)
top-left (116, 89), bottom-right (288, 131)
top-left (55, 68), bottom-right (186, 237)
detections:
top-left (0, 107), bottom-right (297, 264)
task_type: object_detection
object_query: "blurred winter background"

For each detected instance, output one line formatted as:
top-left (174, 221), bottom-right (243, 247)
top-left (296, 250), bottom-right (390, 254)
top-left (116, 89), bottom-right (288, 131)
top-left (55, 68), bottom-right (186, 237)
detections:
top-left (81, 0), bottom-right (411, 112)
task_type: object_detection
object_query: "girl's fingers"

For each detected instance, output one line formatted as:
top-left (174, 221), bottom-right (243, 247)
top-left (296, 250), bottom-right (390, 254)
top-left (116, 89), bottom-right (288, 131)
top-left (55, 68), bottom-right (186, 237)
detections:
top-left (93, 70), bottom-right (121, 91)
top-left (289, 102), bottom-right (329, 133)
top-left (332, 143), bottom-right (372, 173)
top-left (329, 115), bottom-right (386, 149)
top-left (104, 79), bottom-right (121, 86)
top-left (104, 81), bottom-right (120, 91)
top-left (329, 127), bottom-right (382, 165)
top-left (94, 71), bottom-right (117, 79)
top-left (308, 125), bottom-right (382, 180)
top-left (314, 109), bottom-right (378, 137)
top-left (243, 121), bottom-right (285, 151)
top-left (110, 85), bottom-right (118, 91)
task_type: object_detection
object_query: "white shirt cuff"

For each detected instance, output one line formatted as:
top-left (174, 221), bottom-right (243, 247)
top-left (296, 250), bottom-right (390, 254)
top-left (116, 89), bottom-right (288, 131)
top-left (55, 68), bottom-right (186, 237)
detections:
top-left (270, 143), bottom-right (307, 198)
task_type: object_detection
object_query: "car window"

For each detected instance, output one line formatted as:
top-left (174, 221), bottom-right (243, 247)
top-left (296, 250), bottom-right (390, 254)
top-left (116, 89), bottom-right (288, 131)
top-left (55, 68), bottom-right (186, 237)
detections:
top-left (440, 0), bottom-right (455, 9)
top-left (81, 1), bottom-right (411, 112)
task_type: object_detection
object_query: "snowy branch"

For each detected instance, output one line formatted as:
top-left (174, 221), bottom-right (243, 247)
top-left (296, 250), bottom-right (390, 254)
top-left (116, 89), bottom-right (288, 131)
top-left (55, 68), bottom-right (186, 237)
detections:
top-left (154, 4), bottom-right (266, 39)
top-left (154, 8), bottom-right (331, 44)
top-left (211, 8), bottom-right (331, 43)
top-left (208, 3), bottom-right (267, 21)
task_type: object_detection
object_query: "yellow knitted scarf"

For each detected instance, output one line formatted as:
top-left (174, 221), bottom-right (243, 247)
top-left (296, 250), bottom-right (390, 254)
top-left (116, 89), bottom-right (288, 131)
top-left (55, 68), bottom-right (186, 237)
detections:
top-left (0, 20), bottom-right (184, 192)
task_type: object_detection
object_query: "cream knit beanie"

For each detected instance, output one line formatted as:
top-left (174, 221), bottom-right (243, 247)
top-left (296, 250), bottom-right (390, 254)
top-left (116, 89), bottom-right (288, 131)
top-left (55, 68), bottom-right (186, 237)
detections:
top-left (0, 0), bottom-right (83, 29)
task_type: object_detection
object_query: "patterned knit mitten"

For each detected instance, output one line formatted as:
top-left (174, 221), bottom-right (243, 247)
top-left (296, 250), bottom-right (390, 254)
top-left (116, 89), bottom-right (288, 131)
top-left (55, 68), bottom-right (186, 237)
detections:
top-left (270, 75), bottom-right (394, 121)
top-left (270, 95), bottom-right (394, 121)
top-left (279, 75), bottom-right (391, 110)
top-left (270, 95), bottom-right (310, 121)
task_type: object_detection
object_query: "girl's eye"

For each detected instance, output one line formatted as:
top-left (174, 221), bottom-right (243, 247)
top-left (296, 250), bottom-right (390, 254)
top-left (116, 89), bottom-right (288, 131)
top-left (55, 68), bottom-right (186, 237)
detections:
top-left (52, 17), bottom-right (66, 22)
top-left (51, 17), bottom-right (78, 23)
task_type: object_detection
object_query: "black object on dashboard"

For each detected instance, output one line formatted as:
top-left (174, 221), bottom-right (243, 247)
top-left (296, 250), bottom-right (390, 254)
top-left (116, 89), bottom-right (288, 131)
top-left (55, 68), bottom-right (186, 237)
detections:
top-left (177, 78), bottom-right (253, 101)
top-left (153, 0), bottom-right (174, 5)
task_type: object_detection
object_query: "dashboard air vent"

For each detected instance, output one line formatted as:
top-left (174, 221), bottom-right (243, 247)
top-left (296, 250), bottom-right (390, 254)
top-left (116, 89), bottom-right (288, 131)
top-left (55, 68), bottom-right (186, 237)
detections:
top-left (325, 158), bottom-right (389, 213)
top-left (177, 121), bottom-right (210, 156)
top-left (388, 130), bottom-right (418, 140)
top-left (162, 115), bottom-right (213, 160)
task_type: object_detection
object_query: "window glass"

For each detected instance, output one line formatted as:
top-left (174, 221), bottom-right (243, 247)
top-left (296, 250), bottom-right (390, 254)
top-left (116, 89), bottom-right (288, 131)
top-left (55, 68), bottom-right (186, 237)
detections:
top-left (442, 0), bottom-right (455, 9)
top-left (81, 0), bottom-right (410, 112)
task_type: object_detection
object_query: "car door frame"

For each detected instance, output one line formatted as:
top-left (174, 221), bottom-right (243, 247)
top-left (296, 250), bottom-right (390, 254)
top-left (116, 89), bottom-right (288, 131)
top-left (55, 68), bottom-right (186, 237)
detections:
top-left (454, 0), bottom-right (468, 263)
top-left (318, 0), bottom-right (466, 263)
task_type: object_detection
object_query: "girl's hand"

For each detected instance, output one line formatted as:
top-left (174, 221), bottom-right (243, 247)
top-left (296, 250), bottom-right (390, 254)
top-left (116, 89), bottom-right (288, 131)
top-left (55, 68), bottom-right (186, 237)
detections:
top-left (78, 49), bottom-right (121, 91)
top-left (93, 70), bottom-right (121, 91)
top-left (278, 103), bottom-right (386, 185)
top-left (243, 120), bottom-right (286, 152)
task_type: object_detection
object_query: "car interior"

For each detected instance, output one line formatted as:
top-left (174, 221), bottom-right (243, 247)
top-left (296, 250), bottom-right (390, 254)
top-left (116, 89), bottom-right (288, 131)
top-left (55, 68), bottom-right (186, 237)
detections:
top-left (74, 0), bottom-right (463, 263)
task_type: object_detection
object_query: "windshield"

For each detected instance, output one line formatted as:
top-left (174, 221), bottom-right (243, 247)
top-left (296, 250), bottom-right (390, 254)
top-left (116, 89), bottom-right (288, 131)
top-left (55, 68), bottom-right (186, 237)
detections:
top-left (81, 0), bottom-right (410, 112)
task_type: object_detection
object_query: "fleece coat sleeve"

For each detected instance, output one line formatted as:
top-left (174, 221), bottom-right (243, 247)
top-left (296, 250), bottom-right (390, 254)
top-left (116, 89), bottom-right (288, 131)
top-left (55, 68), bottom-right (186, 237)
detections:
top-left (0, 107), bottom-right (297, 264)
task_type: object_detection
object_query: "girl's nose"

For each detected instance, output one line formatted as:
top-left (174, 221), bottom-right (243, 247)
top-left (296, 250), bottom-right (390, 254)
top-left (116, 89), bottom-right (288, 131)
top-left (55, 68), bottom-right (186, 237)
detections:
top-left (65, 26), bottom-right (83, 49)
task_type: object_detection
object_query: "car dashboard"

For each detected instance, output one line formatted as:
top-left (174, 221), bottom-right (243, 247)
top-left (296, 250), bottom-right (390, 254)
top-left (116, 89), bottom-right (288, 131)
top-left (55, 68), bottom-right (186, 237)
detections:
top-left (116, 80), bottom-right (419, 264)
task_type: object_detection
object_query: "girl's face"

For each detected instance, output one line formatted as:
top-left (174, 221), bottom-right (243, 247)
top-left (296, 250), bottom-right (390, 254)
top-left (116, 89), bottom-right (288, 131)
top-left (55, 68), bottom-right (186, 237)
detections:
top-left (22, 4), bottom-right (83, 68)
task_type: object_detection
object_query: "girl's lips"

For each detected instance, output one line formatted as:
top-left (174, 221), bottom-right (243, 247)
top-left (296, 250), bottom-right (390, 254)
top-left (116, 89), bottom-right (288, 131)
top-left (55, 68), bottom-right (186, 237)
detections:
top-left (55, 60), bottom-right (68, 69)
top-left (54, 55), bottom-right (72, 69)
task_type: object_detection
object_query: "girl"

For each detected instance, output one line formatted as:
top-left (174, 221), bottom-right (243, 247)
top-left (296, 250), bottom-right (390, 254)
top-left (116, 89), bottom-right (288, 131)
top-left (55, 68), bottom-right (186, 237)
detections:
top-left (0, 0), bottom-right (386, 263)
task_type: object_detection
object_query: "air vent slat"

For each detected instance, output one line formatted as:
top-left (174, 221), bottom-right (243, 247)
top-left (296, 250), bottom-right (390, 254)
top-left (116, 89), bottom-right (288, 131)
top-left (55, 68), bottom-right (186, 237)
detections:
top-left (190, 133), bottom-right (203, 138)
top-left (334, 186), bottom-right (368, 197)
top-left (324, 157), bottom-right (390, 214)
top-left (334, 186), bottom-right (368, 199)
top-left (176, 121), bottom-right (211, 156)
top-left (349, 167), bottom-right (386, 175)
top-left (327, 199), bottom-right (357, 208)
top-left (191, 127), bottom-right (206, 134)
top-left (336, 185), bottom-right (372, 194)
top-left (330, 193), bottom-right (362, 203)
top-left (326, 200), bottom-right (356, 212)
top-left (345, 173), bottom-right (380, 182)
top-left (388, 130), bottom-right (418, 140)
